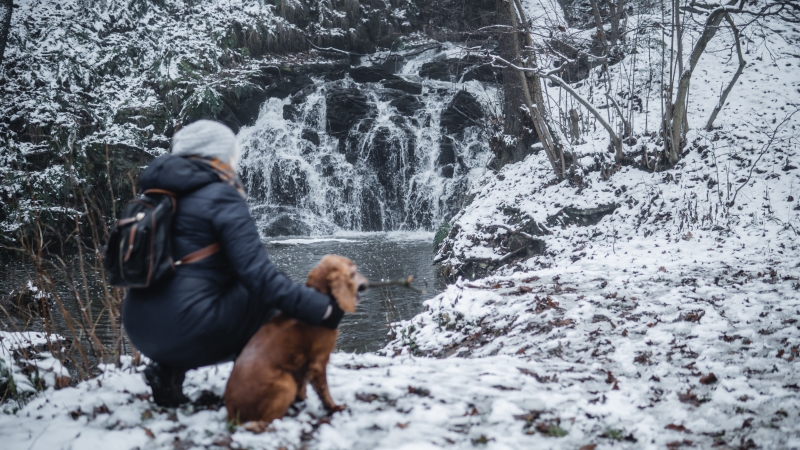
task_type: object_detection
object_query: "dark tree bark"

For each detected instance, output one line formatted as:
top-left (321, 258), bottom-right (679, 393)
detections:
top-left (0, 0), bottom-right (12, 70)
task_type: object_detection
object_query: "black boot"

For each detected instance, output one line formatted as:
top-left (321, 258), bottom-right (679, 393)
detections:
top-left (143, 362), bottom-right (190, 407)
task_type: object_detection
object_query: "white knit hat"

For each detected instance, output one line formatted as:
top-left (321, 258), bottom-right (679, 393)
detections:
top-left (171, 120), bottom-right (239, 165)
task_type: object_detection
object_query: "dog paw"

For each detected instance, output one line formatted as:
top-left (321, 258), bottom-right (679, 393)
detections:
top-left (242, 421), bottom-right (269, 434)
top-left (327, 404), bottom-right (346, 414)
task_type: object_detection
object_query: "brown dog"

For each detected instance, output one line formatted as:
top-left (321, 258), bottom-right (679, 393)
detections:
top-left (224, 255), bottom-right (367, 426)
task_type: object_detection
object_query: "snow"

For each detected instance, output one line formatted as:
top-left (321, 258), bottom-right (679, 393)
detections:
top-left (2, 0), bottom-right (800, 448)
top-left (1, 332), bottom-right (69, 399)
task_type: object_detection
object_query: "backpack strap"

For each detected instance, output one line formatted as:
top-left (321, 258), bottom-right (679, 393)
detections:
top-left (175, 243), bottom-right (221, 266)
top-left (143, 189), bottom-right (177, 212)
top-left (141, 189), bottom-right (221, 266)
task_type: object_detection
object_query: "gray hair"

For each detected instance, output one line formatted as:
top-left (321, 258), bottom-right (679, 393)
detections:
top-left (171, 120), bottom-right (239, 166)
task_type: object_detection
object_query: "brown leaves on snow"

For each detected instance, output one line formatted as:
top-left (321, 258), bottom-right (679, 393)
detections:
top-left (699, 373), bottom-right (718, 385)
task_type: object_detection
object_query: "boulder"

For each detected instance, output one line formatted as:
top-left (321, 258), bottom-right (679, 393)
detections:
top-left (376, 55), bottom-right (406, 73)
top-left (301, 129), bottom-right (320, 146)
top-left (270, 161), bottom-right (310, 207)
top-left (349, 66), bottom-right (398, 83)
top-left (441, 164), bottom-right (455, 178)
top-left (381, 78), bottom-right (422, 95)
top-left (389, 93), bottom-right (423, 115)
top-left (360, 188), bottom-right (384, 231)
top-left (440, 90), bottom-right (483, 135)
top-left (419, 56), bottom-right (499, 83)
top-left (263, 213), bottom-right (312, 237)
top-left (326, 88), bottom-right (371, 138)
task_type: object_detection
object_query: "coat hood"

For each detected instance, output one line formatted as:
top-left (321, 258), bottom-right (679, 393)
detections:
top-left (139, 154), bottom-right (220, 195)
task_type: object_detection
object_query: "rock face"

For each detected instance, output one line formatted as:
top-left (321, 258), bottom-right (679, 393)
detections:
top-left (440, 90), bottom-right (484, 135)
top-left (439, 90), bottom-right (483, 172)
top-left (263, 213), bottom-right (313, 237)
top-left (327, 88), bottom-right (371, 138)
top-left (419, 56), bottom-right (499, 83)
top-left (436, 219), bottom-right (550, 282)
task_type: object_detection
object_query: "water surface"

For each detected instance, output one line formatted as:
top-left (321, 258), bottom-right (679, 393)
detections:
top-left (265, 232), bottom-right (442, 353)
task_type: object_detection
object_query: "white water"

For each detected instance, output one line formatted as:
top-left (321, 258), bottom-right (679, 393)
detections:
top-left (237, 48), bottom-right (495, 235)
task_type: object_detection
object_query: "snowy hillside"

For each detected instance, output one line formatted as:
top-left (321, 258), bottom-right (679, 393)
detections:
top-left (1, 0), bottom-right (799, 448)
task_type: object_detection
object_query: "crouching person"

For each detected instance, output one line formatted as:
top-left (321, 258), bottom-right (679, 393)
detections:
top-left (122, 120), bottom-right (344, 406)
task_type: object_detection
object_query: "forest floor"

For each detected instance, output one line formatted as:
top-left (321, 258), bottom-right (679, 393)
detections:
top-left (2, 0), bottom-right (800, 449)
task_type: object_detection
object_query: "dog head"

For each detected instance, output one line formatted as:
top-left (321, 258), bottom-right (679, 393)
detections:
top-left (306, 255), bottom-right (367, 313)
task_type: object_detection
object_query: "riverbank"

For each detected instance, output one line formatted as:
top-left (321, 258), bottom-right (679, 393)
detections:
top-left (2, 248), bottom-right (799, 449)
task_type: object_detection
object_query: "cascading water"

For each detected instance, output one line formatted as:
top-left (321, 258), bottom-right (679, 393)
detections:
top-left (237, 47), bottom-right (495, 235)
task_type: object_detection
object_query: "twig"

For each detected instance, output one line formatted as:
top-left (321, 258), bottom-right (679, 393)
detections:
top-left (367, 276), bottom-right (426, 294)
top-left (728, 109), bottom-right (799, 207)
top-left (305, 39), bottom-right (366, 57)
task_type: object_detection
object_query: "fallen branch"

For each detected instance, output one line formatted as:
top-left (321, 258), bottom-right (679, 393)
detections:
top-left (306, 39), bottom-right (366, 57)
top-left (367, 276), bottom-right (426, 294)
top-left (485, 223), bottom-right (535, 240)
top-left (543, 73), bottom-right (623, 159)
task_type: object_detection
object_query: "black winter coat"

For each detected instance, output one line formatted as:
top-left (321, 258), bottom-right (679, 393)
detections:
top-left (122, 155), bottom-right (329, 369)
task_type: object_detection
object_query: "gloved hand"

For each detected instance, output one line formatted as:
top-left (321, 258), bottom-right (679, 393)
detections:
top-left (320, 297), bottom-right (344, 329)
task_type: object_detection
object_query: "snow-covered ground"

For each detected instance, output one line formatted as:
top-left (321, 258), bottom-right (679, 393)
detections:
top-left (2, 1), bottom-right (799, 449)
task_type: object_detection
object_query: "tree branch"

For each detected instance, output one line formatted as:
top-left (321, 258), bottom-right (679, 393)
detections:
top-left (705, 13), bottom-right (746, 130)
top-left (728, 109), bottom-right (799, 207)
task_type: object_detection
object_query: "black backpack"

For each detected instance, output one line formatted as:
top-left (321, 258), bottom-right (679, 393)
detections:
top-left (104, 189), bottom-right (219, 288)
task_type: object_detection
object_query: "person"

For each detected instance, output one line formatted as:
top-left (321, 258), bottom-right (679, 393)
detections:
top-left (122, 120), bottom-right (344, 407)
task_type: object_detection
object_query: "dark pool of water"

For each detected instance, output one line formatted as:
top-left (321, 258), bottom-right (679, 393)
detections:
top-left (0, 232), bottom-right (442, 355)
top-left (264, 232), bottom-right (443, 353)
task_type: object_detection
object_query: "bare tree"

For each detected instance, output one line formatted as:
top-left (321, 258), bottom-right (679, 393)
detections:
top-left (496, 0), bottom-right (569, 179)
top-left (663, 0), bottom-right (744, 164)
top-left (0, 0), bottom-right (12, 69)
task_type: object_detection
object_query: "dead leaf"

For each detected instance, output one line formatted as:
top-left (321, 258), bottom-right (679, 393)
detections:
top-left (678, 390), bottom-right (704, 407)
top-left (396, 422), bottom-right (410, 429)
top-left (676, 309), bottom-right (705, 323)
top-left (143, 428), bottom-right (155, 439)
top-left (665, 424), bottom-right (691, 433)
top-left (408, 386), bottom-right (431, 397)
top-left (579, 445), bottom-right (596, 450)
top-left (699, 373), bottom-right (718, 385)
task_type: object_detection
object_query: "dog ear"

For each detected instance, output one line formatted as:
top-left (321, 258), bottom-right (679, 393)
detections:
top-left (327, 268), bottom-right (357, 313)
top-left (306, 264), bottom-right (328, 294)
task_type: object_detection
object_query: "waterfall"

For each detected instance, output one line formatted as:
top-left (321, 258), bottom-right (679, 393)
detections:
top-left (238, 48), bottom-right (494, 236)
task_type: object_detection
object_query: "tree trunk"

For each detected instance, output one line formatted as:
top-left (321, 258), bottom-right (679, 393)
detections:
top-left (668, 7), bottom-right (729, 163)
top-left (569, 109), bottom-right (580, 144)
top-left (589, 0), bottom-right (609, 53)
top-left (0, 0), bottom-right (12, 69)
top-left (498, 0), bottom-right (566, 178)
